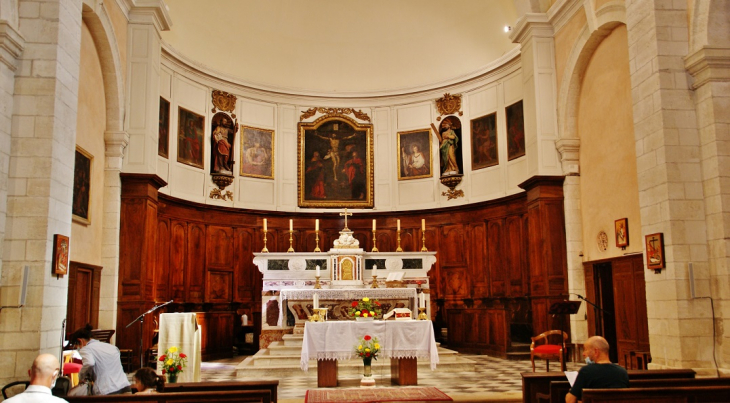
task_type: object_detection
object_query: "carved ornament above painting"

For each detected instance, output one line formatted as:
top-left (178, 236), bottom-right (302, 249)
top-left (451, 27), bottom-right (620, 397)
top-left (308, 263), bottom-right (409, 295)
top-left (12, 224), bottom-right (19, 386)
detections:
top-left (210, 90), bottom-right (238, 198)
top-left (435, 93), bottom-right (463, 121)
top-left (211, 89), bottom-right (237, 118)
top-left (299, 107), bottom-right (371, 122)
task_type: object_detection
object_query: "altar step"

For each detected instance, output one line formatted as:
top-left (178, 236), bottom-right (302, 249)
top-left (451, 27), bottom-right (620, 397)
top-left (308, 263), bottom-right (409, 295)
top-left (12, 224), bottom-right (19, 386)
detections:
top-left (235, 334), bottom-right (476, 378)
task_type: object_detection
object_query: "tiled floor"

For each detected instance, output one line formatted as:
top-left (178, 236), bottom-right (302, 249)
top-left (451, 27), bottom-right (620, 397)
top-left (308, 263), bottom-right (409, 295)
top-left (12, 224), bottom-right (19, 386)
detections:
top-left (200, 355), bottom-right (584, 401)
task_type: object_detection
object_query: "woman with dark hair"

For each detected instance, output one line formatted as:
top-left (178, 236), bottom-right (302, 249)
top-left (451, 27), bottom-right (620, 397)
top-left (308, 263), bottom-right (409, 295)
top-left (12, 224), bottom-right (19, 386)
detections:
top-left (68, 324), bottom-right (130, 395)
top-left (132, 367), bottom-right (165, 394)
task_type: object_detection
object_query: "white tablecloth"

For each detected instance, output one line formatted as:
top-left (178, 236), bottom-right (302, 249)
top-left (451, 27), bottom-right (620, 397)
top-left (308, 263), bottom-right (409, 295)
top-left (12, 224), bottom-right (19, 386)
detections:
top-left (278, 288), bottom-right (417, 327)
top-left (157, 313), bottom-right (201, 382)
top-left (300, 320), bottom-right (439, 371)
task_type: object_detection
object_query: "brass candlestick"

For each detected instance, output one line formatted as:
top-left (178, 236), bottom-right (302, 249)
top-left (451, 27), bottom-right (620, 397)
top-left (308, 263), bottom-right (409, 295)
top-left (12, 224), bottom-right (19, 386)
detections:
top-left (396, 230), bottom-right (403, 252)
top-left (371, 274), bottom-right (379, 289)
top-left (371, 229), bottom-right (378, 252)
top-left (261, 230), bottom-right (269, 253)
top-left (287, 230), bottom-right (294, 253)
top-left (314, 230), bottom-right (321, 252)
top-left (421, 230), bottom-right (428, 252)
top-left (314, 275), bottom-right (322, 289)
top-left (418, 307), bottom-right (428, 320)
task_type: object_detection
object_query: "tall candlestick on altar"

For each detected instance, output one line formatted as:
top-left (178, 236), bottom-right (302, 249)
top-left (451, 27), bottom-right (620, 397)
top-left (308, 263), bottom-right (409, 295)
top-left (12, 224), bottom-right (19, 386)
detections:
top-left (263, 218), bottom-right (267, 232)
top-left (397, 219), bottom-right (400, 231)
top-left (372, 219), bottom-right (376, 231)
top-left (313, 293), bottom-right (319, 310)
top-left (315, 219), bottom-right (319, 231)
top-left (419, 292), bottom-right (425, 308)
top-left (289, 219), bottom-right (293, 231)
top-left (316, 265), bottom-right (320, 277)
top-left (422, 219), bottom-right (425, 231)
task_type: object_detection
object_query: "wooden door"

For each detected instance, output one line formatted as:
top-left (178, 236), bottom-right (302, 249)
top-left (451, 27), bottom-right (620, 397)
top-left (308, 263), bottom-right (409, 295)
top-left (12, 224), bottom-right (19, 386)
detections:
top-left (66, 261), bottom-right (103, 332)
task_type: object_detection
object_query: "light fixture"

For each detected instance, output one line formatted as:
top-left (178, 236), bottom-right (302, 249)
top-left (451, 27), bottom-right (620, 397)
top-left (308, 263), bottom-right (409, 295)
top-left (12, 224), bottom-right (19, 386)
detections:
top-left (504, 25), bottom-right (511, 32)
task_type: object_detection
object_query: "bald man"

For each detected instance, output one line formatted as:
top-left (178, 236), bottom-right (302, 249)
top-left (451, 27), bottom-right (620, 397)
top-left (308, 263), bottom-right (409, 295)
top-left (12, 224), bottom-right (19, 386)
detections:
top-left (565, 336), bottom-right (628, 403)
top-left (5, 354), bottom-right (68, 402)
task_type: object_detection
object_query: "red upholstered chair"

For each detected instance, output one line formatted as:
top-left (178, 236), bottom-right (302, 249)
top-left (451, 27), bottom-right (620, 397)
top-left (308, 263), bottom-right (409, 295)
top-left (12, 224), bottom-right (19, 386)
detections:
top-left (530, 330), bottom-right (568, 372)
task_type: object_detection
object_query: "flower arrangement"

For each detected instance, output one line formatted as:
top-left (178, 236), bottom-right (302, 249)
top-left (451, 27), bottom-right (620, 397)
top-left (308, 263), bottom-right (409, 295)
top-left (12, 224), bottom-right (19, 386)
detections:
top-left (355, 334), bottom-right (380, 360)
top-left (348, 297), bottom-right (382, 319)
top-left (158, 346), bottom-right (187, 378)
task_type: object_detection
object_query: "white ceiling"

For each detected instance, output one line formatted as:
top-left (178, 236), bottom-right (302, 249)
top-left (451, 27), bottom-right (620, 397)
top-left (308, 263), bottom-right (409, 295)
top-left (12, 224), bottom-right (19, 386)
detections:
top-left (160, 0), bottom-right (521, 95)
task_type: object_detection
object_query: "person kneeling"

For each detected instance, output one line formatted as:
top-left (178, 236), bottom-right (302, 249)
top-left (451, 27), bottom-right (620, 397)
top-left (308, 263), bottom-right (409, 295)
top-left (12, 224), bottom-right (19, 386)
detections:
top-left (133, 368), bottom-right (165, 394)
top-left (566, 336), bottom-right (628, 403)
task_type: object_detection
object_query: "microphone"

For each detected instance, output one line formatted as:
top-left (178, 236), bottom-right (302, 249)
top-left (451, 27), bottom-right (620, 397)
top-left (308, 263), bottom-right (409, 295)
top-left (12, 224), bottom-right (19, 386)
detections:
top-left (570, 293), bottom-right (585, 299)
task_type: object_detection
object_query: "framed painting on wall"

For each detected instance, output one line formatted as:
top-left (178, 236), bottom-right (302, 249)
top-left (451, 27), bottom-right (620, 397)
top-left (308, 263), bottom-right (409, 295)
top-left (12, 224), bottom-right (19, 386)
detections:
top-left (506, 100), bottom-right (525, 161)
top-left (615, 218), bottom-right (629, 248)
top-left (177, 107), bottom-right (205, 169)
top-left (241, 125), bottom-right (274, 179)
top-left (397, 129), bottom-right (432, 180)
top-left (52, 234), bottom-right (69, 276)
top-left (72, 146), bottom-right (92, 224)
top-left (298, 114), bottom-right (373, 208)
top-left (471, 112), bottom-right (498, 170)
top-left (158, 97), bottom-right (170, 158)
top-left (645, 232), bottom-right (665, 270)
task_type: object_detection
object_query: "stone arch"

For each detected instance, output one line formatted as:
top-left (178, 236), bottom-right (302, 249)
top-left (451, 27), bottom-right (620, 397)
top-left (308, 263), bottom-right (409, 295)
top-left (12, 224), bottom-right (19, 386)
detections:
top-left (690, 0), bottom-right (730, 53)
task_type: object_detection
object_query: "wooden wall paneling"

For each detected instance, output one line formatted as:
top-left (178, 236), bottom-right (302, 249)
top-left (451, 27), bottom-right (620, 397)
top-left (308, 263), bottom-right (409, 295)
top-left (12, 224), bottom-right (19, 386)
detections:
top-left (170, 221), bottom-right (187, 301)
top-left (531, 298), bottom-right (549, 336)
top-left (234, 228), bottom-right (256, 302)
top-left (527, 204), bottom-right (546, 296)
top-left (375, 231), bottom-right (394, 253)
top-left (584, 261), bottom-right (597, 336)
top-left (633, 257), bottom-right (650, 352)
top-left (115, 301), bottom-right (149, 367)
top-left (400, 229), bottom-right (415, 252)
top-left (488, 219), bottom-right (506, 297)
top-left (119, 198), bottom-right (147, 300)
top-left (440, 225), bottom-right (467, 267)
top-left (612, 258), bottom-right (636, 364)
top-left (206, 271), bottom-right (233, 303)
top-left (469, 222), bottom-right (489, 298)
top-left (353, 230), bottom-right (368, 251)
top-left (448, 310), bottom-right (464, 346)
top-left (187, 224), bottom-right (206, 302)
top-left (506, 215), bottom-right (525, 297)
top-left (206, 226), bottom-right (234, 268)
top-left (443, 267), bottom-right (471, 299)
top-left (196, 313), bottom-right (209, 358)
top-left (156, 220), bottom-right (170, 302)
top-left (66, 261), bottom-right (103, 332)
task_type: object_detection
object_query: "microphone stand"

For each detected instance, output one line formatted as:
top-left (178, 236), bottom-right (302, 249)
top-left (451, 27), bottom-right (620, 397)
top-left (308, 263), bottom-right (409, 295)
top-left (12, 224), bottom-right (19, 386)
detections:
top-left (571, 293), bottom-right (611, 336)
top-left (126, 300), bottom-right (174, 370)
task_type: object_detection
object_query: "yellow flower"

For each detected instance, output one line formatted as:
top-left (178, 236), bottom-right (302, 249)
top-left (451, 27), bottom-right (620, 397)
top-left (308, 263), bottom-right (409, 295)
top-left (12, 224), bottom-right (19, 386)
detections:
top-left (374, 343), bottom-right (380, 349)
top-left (362, 297), bottom-right (370, 302)
top-left (362, 312), bottom-right (368, 317)
top-left (358, 345), bottom-right (362, 350)
top-left (356, 311), bottom-right (361, 316)
top-left (169, 346), bottom-right (178, 353)
top-left (166, 359), bottom-right (173, 366)
top-left (370, 311), bottom-right (375, 316)
top-left (365, 348), bottom-right (371, 353)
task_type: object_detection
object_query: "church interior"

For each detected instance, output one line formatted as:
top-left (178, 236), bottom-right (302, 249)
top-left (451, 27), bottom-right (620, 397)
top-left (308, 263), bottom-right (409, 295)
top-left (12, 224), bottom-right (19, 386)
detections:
top-left (0, 0), bottom-right (729, 401)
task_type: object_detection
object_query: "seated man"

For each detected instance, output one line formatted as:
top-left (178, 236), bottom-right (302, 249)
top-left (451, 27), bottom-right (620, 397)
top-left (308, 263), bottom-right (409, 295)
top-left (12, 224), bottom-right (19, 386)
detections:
top-left (566, 336), bottom-right (629, 403)
top-left (6, 353), bottom-right (68, 402)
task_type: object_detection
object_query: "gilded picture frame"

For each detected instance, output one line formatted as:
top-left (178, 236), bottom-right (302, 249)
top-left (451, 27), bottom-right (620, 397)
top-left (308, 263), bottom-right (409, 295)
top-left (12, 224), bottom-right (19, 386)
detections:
top-left (397, 129), bottom-right (432, 180)
top-left (645, 232), bottom-right (665, 270)
top-left (615, 218), bottom-right (629, 248)
top-left (241, 125), bottom-right (275, 179)
top-left (471, 112), bottom-right (498, 170)
top-left (52, 234), bottom-right (69, 276)
top-left (506, 100), bottom-right (525, 161)
top-left (72, 146), bottom-right (92, 225)
top-left (177, 107), bottom-right (205, 169)
top-left (298, 114), bottom-right (373, 208)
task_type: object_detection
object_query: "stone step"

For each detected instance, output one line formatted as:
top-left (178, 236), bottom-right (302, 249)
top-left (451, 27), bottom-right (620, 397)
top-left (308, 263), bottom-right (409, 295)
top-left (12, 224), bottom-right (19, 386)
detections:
top-left (250, 348), bottom-right (463, 366)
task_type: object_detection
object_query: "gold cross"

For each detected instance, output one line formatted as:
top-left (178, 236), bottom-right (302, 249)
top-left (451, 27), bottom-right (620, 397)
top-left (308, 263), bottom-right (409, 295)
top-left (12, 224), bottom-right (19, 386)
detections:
top-left (340, 208), bottom-right (352, 230)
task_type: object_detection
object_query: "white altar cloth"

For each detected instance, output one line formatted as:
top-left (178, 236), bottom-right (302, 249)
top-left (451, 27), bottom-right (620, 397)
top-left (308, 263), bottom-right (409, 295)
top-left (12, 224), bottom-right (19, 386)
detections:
top-left (278, 288), bottom-right (417, 327)
top-left (157, 313), bottom-right (201, 382)
top-left (300, 320), bottom-right (439, 371)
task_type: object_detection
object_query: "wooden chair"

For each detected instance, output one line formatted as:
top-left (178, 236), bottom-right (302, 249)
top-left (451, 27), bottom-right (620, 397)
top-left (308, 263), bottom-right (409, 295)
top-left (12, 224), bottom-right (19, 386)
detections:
top-left (90, 329), bottom-right (115, 344)
top-left (530, 330), bottom-right (568, 372)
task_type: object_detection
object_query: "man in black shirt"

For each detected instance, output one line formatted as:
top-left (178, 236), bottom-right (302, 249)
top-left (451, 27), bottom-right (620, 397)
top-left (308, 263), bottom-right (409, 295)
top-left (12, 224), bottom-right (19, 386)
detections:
top-left (566, 336), bottom-right (629, 403)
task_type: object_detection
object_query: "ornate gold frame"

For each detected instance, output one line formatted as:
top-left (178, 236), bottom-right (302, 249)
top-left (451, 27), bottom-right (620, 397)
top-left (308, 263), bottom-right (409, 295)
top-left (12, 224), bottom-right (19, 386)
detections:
top-left (72, 145), bottom-right (93, 225)
top-left (240, 125), bottom-right (275, 180)
top-left (397, 129), bottom-right (433, 181)
top-left (298, 113), bottom-right (374, 208)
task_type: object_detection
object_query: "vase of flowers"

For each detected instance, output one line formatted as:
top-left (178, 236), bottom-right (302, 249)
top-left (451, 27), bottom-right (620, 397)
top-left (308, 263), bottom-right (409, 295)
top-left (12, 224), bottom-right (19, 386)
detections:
top-left (354, 334), bottom-right (380, 377)
top-left (348, 297), bottom-right (382, 320)
top-left (158, 346), bottom-right (187, 383)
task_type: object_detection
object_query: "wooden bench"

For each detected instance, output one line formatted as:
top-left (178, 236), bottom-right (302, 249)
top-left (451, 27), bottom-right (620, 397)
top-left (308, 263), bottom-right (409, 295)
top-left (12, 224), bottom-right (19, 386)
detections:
top-left (538, 376), bottom-right (730, 403)
top-left (66, 389), bottom-right (272, 403)
top-left (521, 369), bottom-right (697, 403)
top-left (163, 380), bottom-right (278, 403)
top-left (582, 385), bottom-right (730, 402)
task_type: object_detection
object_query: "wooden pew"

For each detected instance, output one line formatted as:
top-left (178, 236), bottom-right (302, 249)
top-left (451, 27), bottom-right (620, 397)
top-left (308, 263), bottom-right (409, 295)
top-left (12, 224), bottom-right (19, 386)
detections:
top-left (65, 389), bottom-right (272, 403)
top-left (539, 376), bottom-right (730, 403)
top-left (163, 380), bottom-right (278, 403)
top-left (522, 369), bottom-right (697, 403)
top-left (582, 385), bottom-right (730, 402)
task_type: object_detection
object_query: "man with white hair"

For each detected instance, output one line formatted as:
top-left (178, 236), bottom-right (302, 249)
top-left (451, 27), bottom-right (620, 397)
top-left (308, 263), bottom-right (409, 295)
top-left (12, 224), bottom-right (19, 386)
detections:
top-left (6, 353), bottom-right (68, 402)
top-left (565, 336), bottom-right (629, 403)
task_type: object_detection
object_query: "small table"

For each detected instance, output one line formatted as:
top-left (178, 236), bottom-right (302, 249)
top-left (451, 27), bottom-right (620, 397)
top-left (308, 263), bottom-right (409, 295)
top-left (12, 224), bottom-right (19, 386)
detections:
top-left (301, 320), bottom-right (438, 387)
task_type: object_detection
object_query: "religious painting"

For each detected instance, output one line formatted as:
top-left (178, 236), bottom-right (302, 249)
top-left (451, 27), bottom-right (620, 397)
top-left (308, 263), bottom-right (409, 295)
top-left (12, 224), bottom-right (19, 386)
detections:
top-left (158, 97), bottom-right (170, 158)
top-left (506, 100), bottom-right (525, 161)
top-left (298, 115), bottom-right (373, 208)
top-left (471, 112), bottom-right (498, 170)
top-left (645, 233), bottom-right (665, 270)
top-left (177, 107), bottom-right (205, 169)
top-left (432, 116), bottom-right (463, 177)
top-left (397, 129), bottom-right (432, 180)
top-left (52, 234), bottom-right (69, 276)
top-left (210, 112), bottom-right (236, 175)
top-left (241, 125), bottom-right (274, 179)
top-left (615, 218), bottom-right (629, 248)
top-left (72, 147), bottom-right (92, 224)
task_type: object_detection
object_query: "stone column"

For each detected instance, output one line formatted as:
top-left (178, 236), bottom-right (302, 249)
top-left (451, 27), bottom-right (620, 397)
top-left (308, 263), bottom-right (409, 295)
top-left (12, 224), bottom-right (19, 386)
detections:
top-left (510, 14), bottom-right (563, 177)
top-left (625, 0), bottom-right (710, 371)
top-left (0, 0), bottom-right (82, 384)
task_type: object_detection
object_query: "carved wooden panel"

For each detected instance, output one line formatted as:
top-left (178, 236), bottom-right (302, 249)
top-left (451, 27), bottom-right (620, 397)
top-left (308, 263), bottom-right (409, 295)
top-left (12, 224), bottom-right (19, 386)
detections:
top-left (506, 215), bottom-right (525, 296)
top-left (206, 271), bottom-right (232, 303)
top-left (156, 220), bottom-right (170, 301)
top-left (469, 222), bottom-right (487, 295)
top-left (488, 219), bottom-right (505, 297)
top-left (119, 198), bottom-right (147, 299)
top-left (447, 308), bottom-right (508, 355)
top-left (442, 267), bottom-right (470, 299)
top-left (440, 225), bottom-right (466, 267)
top-left (170, 221), bottom-right (186, 301)
top-left (187, 224), bottom-right (206, 302)
top-left (375, 231), bottom-right (394, 253)
top-left (66, 261), bottom-right (102, 332)
top-left (206, 226), bottom-right (234, 269)
top-left (234, 228), bottom-right (256, 302)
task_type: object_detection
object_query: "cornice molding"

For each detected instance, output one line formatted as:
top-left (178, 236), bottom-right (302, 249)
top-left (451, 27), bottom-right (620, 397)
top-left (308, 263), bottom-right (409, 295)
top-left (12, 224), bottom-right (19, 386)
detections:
top-left (510, 13), bottom-right (554, 44)
top-left (555, 138), bottom-right (581, 175)
top-left (126, 0), bottom-right (171, 32)
top-left (0, 20), bottom-right (25, 71)
top-left (547, 0), bottom-right (586, 34)
top-left (684, 47), bottom-right (730, 89)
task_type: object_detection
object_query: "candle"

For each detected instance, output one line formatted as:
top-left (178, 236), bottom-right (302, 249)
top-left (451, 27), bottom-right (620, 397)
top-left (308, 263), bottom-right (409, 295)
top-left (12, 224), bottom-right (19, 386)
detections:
top-left (419, 292), bottom-right (425, 308)
top-left (314, 293), bottom-right (319, 310)
top-left (372, 219), bottom-right (376, 231)
top-left (372, 264), bottom-right (377, 274)
top-left (315, 219), bottom-right (319, 231)
top-left (263, 218), bottom-right (267, 232)
top-left (316, 265), bottom-right (320, 277)
top-left (289, 219), bottom-right (293, 231)
top-left (397, 219), bottom-right (401, 231)
top-left (422, 218), bottom-right (425, 231)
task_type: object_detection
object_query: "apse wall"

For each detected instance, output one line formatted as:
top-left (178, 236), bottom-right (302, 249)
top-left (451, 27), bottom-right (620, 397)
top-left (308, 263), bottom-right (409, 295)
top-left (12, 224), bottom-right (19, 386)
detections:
top-left (155, 47), bottom-right (527, 213)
